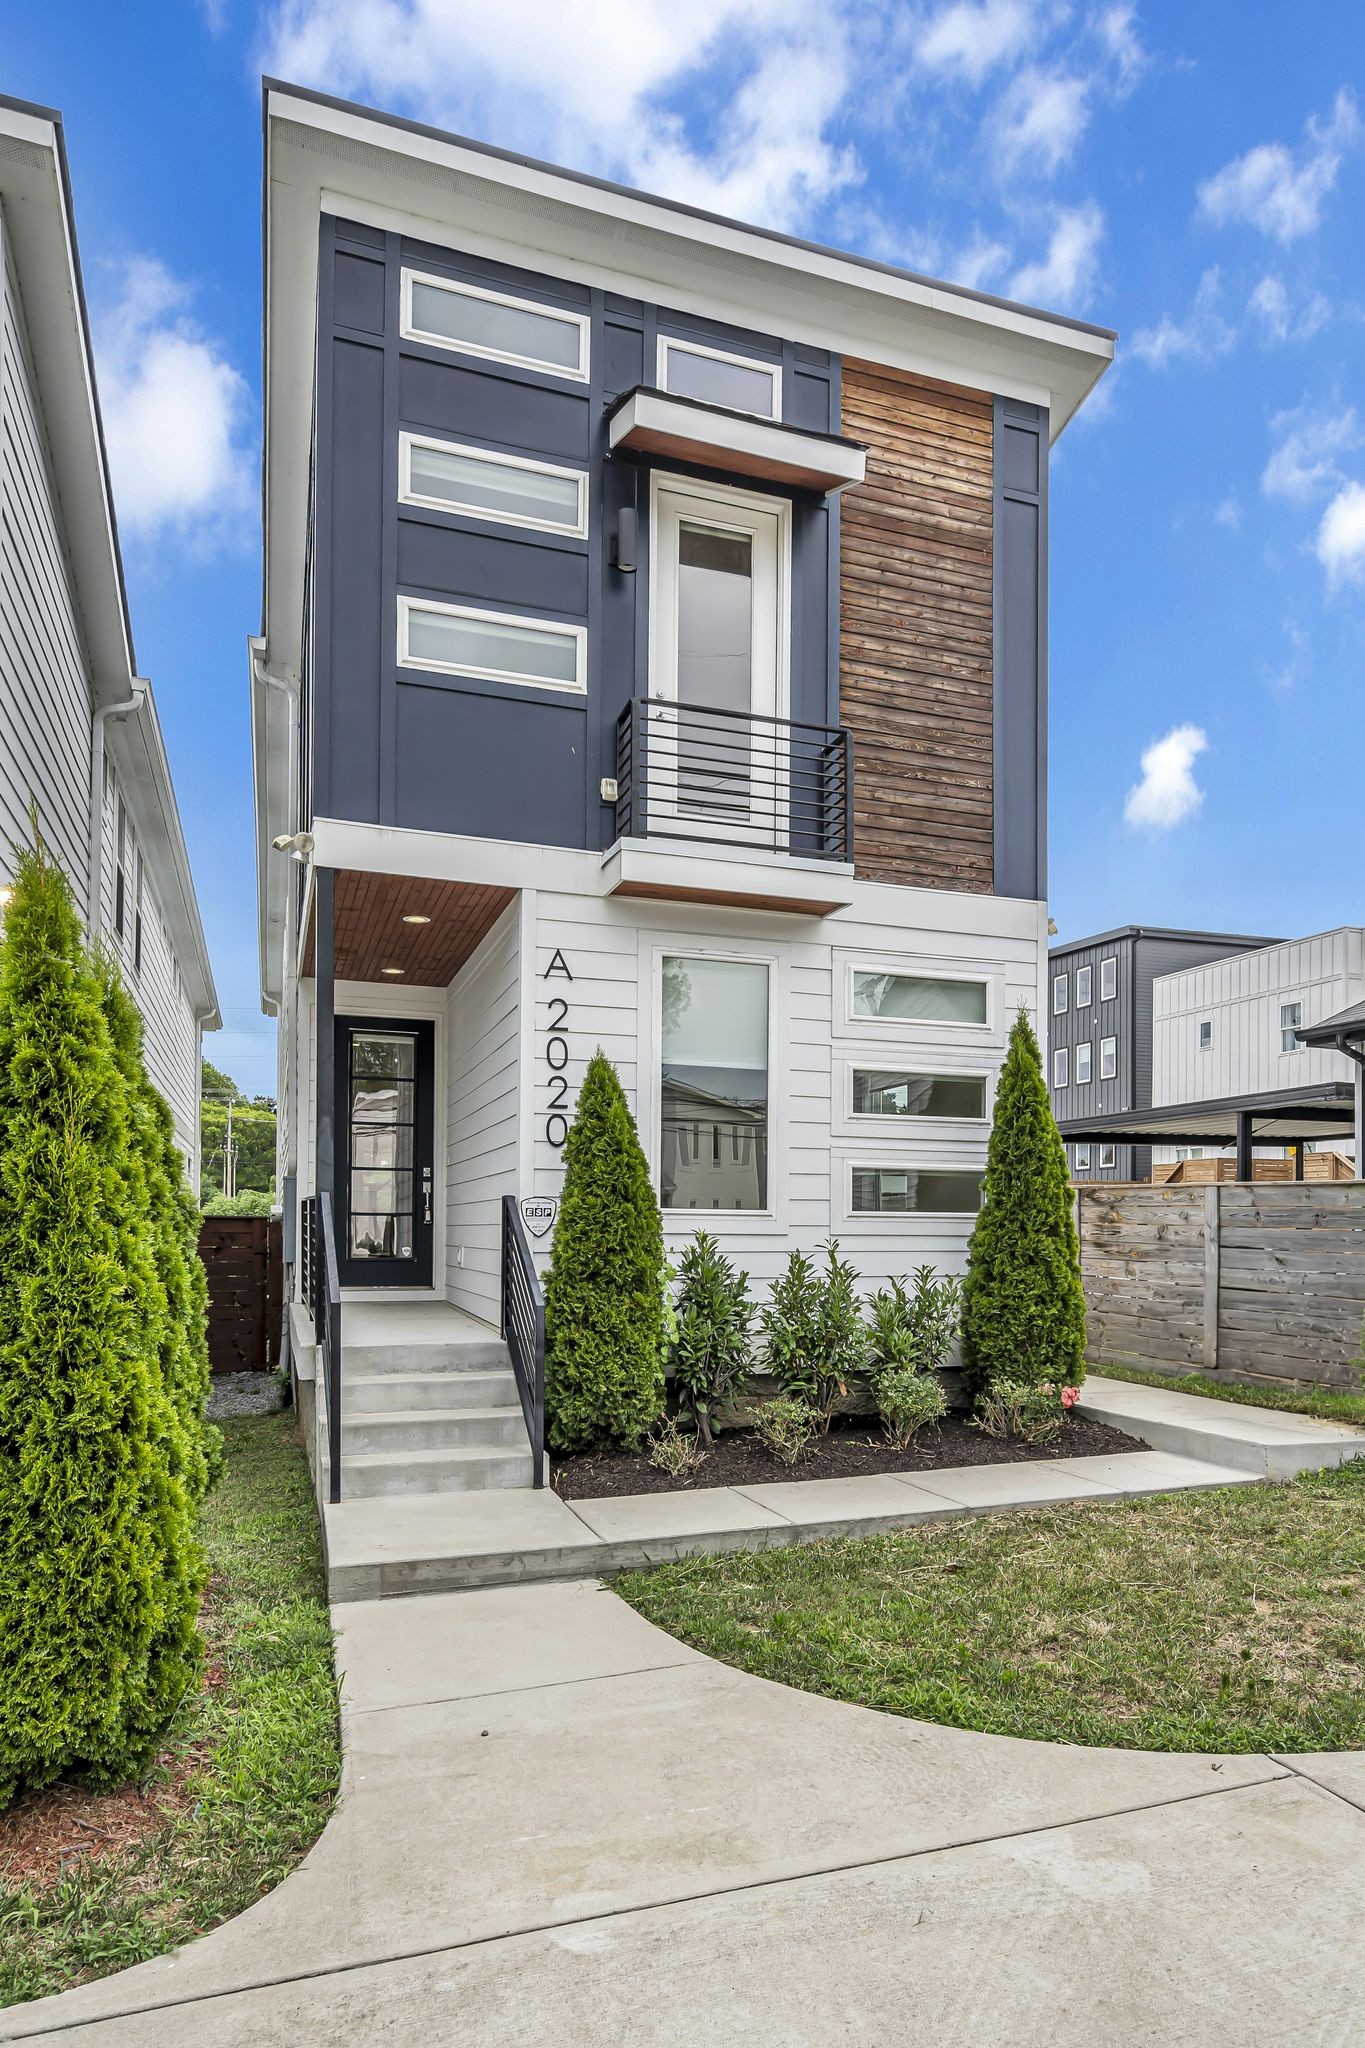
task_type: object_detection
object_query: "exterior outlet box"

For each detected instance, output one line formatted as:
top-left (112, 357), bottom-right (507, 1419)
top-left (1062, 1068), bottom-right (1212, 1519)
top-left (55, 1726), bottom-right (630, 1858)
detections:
top-left (599, 777), bottom-right (619, 803)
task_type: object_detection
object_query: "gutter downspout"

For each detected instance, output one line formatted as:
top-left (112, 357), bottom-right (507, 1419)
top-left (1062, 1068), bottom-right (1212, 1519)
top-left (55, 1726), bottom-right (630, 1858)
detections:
top-left (252, 652), bottom-right (301, 1018)
top-left (88, 678), bottom-right (149, 933)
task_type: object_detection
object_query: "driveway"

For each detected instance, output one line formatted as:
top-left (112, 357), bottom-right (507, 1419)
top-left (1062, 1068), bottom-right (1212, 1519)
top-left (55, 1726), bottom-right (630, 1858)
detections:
top-left (4, 1578), bottom-right (1363, 2044)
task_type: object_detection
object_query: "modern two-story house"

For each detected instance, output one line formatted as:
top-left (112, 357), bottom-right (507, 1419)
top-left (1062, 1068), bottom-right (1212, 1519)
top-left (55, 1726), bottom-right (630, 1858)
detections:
top-left (252, 82), bottom-right (1113, 1501)
top-left (1, 95), bottom-right (219, 1179)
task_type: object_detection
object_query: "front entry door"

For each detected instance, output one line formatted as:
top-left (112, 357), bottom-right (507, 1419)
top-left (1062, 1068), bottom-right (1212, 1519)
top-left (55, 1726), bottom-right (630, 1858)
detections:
top-left (335, 1016), bottom-right (435, 1289)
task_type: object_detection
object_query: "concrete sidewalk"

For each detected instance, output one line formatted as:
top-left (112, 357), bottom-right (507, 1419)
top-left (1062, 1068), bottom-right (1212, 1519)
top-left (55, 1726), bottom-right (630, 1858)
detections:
top-left (6, 1577), bottom-right (1363, 2045)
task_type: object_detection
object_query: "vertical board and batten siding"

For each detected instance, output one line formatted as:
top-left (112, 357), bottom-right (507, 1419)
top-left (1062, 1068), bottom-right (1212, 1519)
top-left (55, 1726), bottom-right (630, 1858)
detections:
top-left (445, 898), bottom-right (522, 1324)
top-left (1153, 927), bottom-right (1365, 1109)
top-left (1078, 1181), bottom-right (1365, 1390)
top-left (0, 224), bottom-right (94, 891)
top-left (838, 363), bottom-right (994, 895)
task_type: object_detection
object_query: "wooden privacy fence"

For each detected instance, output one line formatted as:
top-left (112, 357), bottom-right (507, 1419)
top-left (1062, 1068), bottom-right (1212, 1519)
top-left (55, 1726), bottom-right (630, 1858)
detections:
top-left (1078, 1181), bottom-right (1365, 1392)
top-left (198, 1215), bottom-right (283, 1373)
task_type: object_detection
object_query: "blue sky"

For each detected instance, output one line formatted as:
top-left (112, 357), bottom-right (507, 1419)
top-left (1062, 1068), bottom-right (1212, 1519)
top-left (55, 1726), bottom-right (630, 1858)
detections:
top-left (5, 1), bottom-right (1364, 1095)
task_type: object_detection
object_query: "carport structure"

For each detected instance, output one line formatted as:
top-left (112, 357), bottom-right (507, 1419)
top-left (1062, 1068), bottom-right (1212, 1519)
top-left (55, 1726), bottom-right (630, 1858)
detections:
top-left (1058, 1079), bottom-right (1358, 1182)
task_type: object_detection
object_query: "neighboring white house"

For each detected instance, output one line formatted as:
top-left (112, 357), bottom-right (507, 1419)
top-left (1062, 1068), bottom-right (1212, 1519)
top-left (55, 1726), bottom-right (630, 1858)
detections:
top-left (0, 95), bottom-right (219, 1178)
top-left (1152, 928), bottom-right (1364, 1170)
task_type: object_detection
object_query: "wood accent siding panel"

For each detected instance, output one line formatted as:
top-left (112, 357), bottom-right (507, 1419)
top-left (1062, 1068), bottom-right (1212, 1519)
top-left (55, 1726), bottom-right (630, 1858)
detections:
top-left (310, 870), bottom-right (516, 985)
top-left (839, 363), bottom-right (993, 893)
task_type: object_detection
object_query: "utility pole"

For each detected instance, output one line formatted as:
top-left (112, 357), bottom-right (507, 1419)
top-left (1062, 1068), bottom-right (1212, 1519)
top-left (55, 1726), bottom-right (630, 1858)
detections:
top-left (223, 1099), bottom-right (237, 1197)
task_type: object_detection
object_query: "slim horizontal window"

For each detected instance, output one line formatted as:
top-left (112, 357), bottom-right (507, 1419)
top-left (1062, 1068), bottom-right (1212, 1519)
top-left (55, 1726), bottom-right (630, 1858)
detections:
top-left (852, 1070), bottom-right (987, 1120)
top-left (1075, 965), bottom-right (1092, 1007)
top-left (851, 1168), bottom-right (982, 1215)
top-left (1199, 1019), bottom-right (1213, 1051)
top-left (1053, 1046), bottom-right (1068, 1089)
top-left (398, 597), bottom-right (586, 693)
top-left (658, 336), bottom-right (780, 419)
top-left (1075, 1040), bottom-right (1092, 1085)
top-left (399, 434), bottom-right (587, 537)
top-left (1100, 956), bottom-right (1117, 1001)
top-left (660, 956), bottom-right (769, 1213)
top-left (1099, 1036), bottom-right (1117, 1080)
top-left (852, 971), bottom-right (988, 1027)
top-left (1073, 1143), bottom-right (1091, 1171)
top-left (1052, 973), bottom-right (1068, 1014)
top-left (401, 269), bottom-right (589, 380)
top-left (1280, 1001), bottom-right (1303, 1053)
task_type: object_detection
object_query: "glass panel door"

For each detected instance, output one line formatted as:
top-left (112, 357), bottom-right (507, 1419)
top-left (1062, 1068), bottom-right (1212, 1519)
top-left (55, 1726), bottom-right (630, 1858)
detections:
top-left (335, 1016), bottom-right (435, 1288)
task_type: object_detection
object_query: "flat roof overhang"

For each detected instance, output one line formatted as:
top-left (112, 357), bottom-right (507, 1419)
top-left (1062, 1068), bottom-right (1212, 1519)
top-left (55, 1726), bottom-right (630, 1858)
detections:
top-left (606, 388), bottom-right (867, 494)
top-left (1058, 1081), bottom-right (1358, 1149)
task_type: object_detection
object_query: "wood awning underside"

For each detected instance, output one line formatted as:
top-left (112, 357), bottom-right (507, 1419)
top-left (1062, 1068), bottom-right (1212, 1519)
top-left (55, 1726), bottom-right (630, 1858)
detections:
top-left (304, 871), bottom-right (515, 986)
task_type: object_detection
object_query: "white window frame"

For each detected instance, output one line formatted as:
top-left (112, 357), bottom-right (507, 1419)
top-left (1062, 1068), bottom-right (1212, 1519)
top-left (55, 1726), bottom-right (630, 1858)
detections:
top-left (1073, 1143), bottom-right (1092, 1171)
top-left (1099, 1144), bottom-right (1117, 1170)
top-left (840, 1157), bottom-right (986, 1224)
top-left (1052, 972), bottom-right (1068, 1015)
top-left (843, 958), bottom-right (996, 1037)
top-left (648, 472), bottom-right (791, 718)
top-left (655, 334), bottom-right (781, 420)
top-left (1075, 964), bottom-right (1092, 1008)
top-left (397, 596), bottom-right (587, 695)
top-left (1280, 1001), bottom-right (1303, 1054)
top-left (1052, 1046), bottom-right (1069, 1089)
top-left (398, 432), bottom-right (588, 538)
top-left (400, 267), bottom-right (590, 381)
top-left (843, 1061), bottom-right (991, 1129)
top-left (1075, 1040), bottom-right (1092, 1086)
top-left (639, 935), bottom-right (788, 1231)
top-left (1099, 1036), bottom-right (1118, 1081)
top-left (1100, 956), bottom-right (1117, 1001)
top-left (1199, 1019), bottom-right (1213, 1052)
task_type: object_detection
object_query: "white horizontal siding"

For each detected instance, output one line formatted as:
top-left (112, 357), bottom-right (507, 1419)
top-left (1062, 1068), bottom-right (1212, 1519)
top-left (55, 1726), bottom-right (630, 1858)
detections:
top-left (446, 897), bottom-right (521, 1325)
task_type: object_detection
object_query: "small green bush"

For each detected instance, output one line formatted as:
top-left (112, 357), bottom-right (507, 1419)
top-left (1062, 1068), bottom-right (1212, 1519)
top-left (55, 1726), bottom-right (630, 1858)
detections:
top-left (545, 1050), bottom-right (665, 1453)
top-left (669, 1230), bottom-right (755, 1445)
top-left (960, 1007), bottom-right (1087, 1402)
top-left (201, 1189), bottom-right (275, 1218)
top-left (874, 1363), bottom-right (948, 1449)
top-left (763, 1239), bottom-right (868, 1428)
top-left (866, 1267), bottom-right (962, 1385)
top-left (753, 1395), bottom-right (819, 1466)
top-left (648, 1415), bottom-right (707, 1480)
top-left (974, 1379), bottom-right (1073, 1445)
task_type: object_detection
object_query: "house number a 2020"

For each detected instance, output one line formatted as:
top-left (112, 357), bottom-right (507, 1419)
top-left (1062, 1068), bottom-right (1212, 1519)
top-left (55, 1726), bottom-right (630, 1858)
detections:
top-left (544, 949), bottom-right (573, 1148)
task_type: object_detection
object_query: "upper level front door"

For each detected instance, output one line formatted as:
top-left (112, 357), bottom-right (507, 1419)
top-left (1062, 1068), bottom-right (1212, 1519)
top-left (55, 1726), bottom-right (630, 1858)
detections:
top-left (335, 1015), bottom-right (435, 1289)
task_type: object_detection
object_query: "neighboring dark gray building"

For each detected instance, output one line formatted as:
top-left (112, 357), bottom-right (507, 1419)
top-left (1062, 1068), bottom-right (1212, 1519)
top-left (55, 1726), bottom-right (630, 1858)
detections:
top-left (1047, 927), bottom-right (1279, 1182)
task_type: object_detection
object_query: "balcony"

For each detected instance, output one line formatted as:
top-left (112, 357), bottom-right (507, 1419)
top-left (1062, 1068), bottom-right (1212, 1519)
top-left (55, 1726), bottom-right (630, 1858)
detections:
top-left (605, 698), bottom-right (856, 915)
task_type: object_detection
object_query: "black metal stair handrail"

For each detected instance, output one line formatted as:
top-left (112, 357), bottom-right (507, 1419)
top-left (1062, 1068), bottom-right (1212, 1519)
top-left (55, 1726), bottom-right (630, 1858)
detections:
top-left (501, 1196), bottom-right (546, 1488)
top-left (302, 1192), bottom-right (344, 1504)
top-left (614, 697), bottom-right (854, 863)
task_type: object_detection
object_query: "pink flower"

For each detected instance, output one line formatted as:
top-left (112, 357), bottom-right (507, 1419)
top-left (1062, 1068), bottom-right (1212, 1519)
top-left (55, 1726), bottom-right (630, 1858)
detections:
top-left (1061, 1386), bottom-right (1080, 1409)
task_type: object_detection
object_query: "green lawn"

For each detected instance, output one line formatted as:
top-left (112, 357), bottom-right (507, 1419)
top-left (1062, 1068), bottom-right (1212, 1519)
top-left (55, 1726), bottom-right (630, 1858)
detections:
top-left (0, 1413), bottom-right (340, 2008)
top-left (1095, 1362), bottom-right (1365, 1429)
top-left (618, 1461), bottom-right (1365, 1754)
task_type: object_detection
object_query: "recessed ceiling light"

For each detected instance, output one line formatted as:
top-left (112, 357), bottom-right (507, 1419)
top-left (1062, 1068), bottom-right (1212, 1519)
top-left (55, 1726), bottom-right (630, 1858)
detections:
top-left (381, 966), bottom-right (404, 976)
top-left (401, 913), bottom-right (431, 925)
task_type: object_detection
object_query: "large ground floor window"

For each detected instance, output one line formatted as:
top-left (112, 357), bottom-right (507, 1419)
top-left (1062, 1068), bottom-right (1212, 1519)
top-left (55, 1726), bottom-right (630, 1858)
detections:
top-left (659, 954), bottom-right (769, 1213)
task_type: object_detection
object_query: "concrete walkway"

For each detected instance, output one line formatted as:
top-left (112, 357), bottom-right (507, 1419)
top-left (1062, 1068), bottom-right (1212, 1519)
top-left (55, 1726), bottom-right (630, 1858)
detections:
top-left (6, 1576), bottom-right (1364, 2045)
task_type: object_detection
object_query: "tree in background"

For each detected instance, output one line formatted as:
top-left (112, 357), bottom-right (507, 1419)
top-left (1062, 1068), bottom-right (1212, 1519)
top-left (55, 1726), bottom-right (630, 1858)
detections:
top-left (200, 1055), bottom-right (276, 1204)
top-left (0, 842), bottom-right (203, 1801)
top-left (960, 1007), bottom-right (1087, 1402)
top-left (545, 1050), bottom-right (665, 1453)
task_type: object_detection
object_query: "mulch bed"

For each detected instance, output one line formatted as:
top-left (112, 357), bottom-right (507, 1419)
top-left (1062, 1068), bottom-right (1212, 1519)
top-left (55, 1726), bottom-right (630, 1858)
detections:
top-left (553, 1410), bottom-right (1142, 1499)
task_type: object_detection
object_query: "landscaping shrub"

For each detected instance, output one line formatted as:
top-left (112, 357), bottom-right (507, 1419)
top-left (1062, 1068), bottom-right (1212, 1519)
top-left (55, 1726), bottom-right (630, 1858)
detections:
top-left (200, 1189), bottom-right (274, 1218)
top-left (866, 1267), bottom-right (962, 1383)
top-left (753, 1395), bottom-right (819, 1466)
top-left (669, 1230), bottom-right (755, 1445)
top-left (648, 1415), bottom-right (708, 1480)
top-left (960, 1007), bottom-right (1087, 1403)
top-left (0, 843), bottom-right (203, 1802)
top-left (545, 1050), bottom-right (665, 1453)
top-left (974, 1379), bottom-right (1079, 1446)
top-left (873, 1363), bottom-right (948, 1449)
top-left (763, 1239), bottom-right (868, 1428)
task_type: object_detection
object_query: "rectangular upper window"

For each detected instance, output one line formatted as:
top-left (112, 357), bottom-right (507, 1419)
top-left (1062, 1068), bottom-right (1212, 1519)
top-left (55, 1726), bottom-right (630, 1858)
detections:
top-left (660, 955), bottom-right (769, 1213)
top-left (851, 1168), bottom-right (982, 1215)
top-left (657, 336), bottom-right (780, 420)
top-left (401, 269), bottom-right (590, 380)
top-left (1099, 1035), bottom-right (1117, 1080)
top-left (1280, 1001), bottom-right (1303, 1053)
top-left (851, 1070), bottom-right (987, 1120)
top-left (398, 597), bottom-right (586, 694)
top-left (1075, 1040), bottom-right (1092, 1085)
top-left (1052, 1046), bottom-right (1069, 1089)
top-left (398, 433), bottom-right (587, 537)
top-left (1075, 965), bottom-right (1092, 1007)
top-left (1100, 956), bottom-right (1117, 1001)
top-left (1099, 1144), bottom-right (1116, 1170)
top-left (852, 971), bottom-right (989, 1027)
top-left (1052, 973), bottom-right (1068, 1014)
top-left (1199, 1019), bottom-right (1213, 1051)
top-left (1073, 1143), bottom-right (1092, 1171)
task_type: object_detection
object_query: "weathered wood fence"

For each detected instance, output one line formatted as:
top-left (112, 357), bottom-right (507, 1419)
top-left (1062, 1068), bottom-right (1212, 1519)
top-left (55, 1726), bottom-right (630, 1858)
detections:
top-left (1078, 1182), bottom-right (1365, 1392)
top-left (198, 1215), bottom-right (283, 1373)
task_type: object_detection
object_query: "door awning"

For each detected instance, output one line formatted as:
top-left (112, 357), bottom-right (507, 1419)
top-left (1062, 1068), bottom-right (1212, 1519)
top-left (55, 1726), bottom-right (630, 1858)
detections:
top-left (606, 387), bottom-right (867, 494)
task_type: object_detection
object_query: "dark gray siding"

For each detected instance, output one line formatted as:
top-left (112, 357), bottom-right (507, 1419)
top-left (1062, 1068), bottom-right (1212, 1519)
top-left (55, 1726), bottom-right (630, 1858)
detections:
top-left (992, 397), bottom-right (1048, 900)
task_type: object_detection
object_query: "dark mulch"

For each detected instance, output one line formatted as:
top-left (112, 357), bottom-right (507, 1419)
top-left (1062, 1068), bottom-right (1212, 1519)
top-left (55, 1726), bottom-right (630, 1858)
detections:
top-left (553, 1410), bottom-right (1143, 1499)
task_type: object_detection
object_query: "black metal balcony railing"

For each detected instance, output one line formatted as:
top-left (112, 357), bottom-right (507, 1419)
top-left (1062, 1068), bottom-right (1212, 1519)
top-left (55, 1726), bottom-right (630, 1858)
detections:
top-left (615, 699), bottom-right (854, 863)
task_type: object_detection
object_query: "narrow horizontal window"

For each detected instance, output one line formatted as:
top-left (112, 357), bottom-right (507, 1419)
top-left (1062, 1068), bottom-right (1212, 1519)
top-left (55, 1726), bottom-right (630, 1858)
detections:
top-left (852, 1070), bottom-right (987, 1120)
top-left (658, 336), bottom-right (779, 419)
top-left (402, 269), bottom-right (589, 380)
top-left (398, 597), bottom-right (586, 693)
top-left (851, 1168), bottom-right (982, 1215)
top-left (1075, 1041), bottom-right (1091, 1085)
top-left (399, 434), bottom-right (587, 537)
top-left (852, 971), bottom-right (988, 1027)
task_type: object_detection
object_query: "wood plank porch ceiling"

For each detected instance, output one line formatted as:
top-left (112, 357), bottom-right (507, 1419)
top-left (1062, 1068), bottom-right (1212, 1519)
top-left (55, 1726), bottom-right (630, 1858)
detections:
top-left (304, 871), bottom-right (515, 985)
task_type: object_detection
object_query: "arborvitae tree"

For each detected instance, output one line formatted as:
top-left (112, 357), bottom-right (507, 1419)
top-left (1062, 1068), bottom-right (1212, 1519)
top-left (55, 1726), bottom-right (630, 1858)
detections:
top-left (545, 1050), bottom-right (665, 1453)
top-left (959, 1006), bottom-right (1088, 1402)
top-left (0, 843), bottom-right (198, 1801)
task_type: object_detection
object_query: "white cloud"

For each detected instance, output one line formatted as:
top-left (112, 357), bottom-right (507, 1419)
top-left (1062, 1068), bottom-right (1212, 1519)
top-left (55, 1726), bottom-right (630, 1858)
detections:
top-left (1315, 481), bottom-right (1365, 587)
top-left (96, 257), bottom-right (252, 545)
top-left (915, 0), bottom-right (1036, 85)
top-left (993, 67), bottom-right (1091, 176)
top-left (1097, 4), bottom-right (1146, 93)
top-left (1247, 274), bottom-right (1330, 345)
top-left (1214, 492), bottom-right (1241, 530)
top-left (1197, 88), bottom-right (1361, 243)
top-left (1009, 202), bottom-right (1104, 308)
top-left (1124, 724), bottom-right (1208, 832)
top-left (1131, 268), bottom-right (1235, 369)
top-left (263, 0), bottom-right (864, 232)
top-left (1261, 405), bottom-right (1358, 504)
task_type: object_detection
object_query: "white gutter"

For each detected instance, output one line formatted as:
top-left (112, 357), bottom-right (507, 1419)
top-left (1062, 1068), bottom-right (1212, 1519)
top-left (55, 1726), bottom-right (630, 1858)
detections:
top-left (252, 647), bottom-right (301, 1017)
top-left (88, 677), bottom-right (148, 932)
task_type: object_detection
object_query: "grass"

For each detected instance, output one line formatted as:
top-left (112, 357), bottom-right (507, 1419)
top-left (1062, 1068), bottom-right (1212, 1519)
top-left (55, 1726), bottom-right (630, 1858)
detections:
top-left (618, 1460), bottom-right (1365, 1754)
top-left (1095, 1362), bottom-right (1365, 1430)
top-left (0, 1413), bottom-right (340, 2008)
